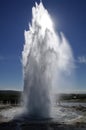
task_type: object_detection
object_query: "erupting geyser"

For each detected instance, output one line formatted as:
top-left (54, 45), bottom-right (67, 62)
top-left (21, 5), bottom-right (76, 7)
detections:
top-left (22, 2), bottom-right (74, 119)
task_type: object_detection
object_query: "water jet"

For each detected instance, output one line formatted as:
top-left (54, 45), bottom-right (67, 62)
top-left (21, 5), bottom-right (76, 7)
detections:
top-left (22, 1), bottom-right (74, 119)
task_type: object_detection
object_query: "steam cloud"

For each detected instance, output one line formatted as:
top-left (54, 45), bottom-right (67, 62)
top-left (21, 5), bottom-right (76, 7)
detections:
top-left (22, 2), bottom-right (74, 118)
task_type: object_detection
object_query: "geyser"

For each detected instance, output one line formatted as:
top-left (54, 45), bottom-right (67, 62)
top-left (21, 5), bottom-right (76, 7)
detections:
top-left (22, 2), bottom-right (74, 119)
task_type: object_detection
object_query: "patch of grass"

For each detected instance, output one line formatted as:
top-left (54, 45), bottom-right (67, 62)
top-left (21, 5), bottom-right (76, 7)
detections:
top-left (0, 90), bottom-right (22, 104)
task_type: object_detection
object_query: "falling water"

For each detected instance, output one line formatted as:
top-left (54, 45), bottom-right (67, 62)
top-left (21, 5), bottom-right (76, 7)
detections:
top-left (22, 2), bottom-right (74, 119)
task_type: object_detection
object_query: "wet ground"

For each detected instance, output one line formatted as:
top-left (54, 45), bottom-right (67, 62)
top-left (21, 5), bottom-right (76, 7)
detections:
top-left (0, 119), bottom-right (86, 130)
top-left (0, 102), bottom-right (86, 130)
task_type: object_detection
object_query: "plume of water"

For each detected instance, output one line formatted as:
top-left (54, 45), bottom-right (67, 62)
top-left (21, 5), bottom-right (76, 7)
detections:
top-left (22, 2), bottom-right (74, 118)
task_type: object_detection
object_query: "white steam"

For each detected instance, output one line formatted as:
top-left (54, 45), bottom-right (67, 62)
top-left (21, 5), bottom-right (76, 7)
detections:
top-left (22, 2), bottom-right (74, 118)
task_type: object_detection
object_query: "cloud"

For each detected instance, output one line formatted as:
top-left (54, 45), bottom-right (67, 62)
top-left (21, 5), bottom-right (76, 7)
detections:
top-left (78, 56), bottom-right (86, 64)
top-left (0, 56), bottom-right (4, 61)
top-left (0, 55), bottom-right (20, 62)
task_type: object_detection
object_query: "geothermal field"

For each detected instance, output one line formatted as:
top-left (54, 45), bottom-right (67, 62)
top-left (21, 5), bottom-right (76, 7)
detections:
top-left (0, 1), bottom-right (86, 130)
top-left (0, 91), bottom-right (86, 130)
